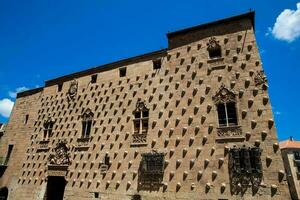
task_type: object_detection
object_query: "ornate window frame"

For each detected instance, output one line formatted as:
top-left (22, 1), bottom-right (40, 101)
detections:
top-left (81, 108), bottom-right (94, 139)
top-left (43, 116), bottom-right (54, 141)
top-left (213, 84), bottom-right (243, 142)
top-left (131, 99), bottom-right (149, 146)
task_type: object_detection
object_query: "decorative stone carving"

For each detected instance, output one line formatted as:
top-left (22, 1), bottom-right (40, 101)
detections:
top-left (48, 140), bottom-right (71, 166)
top-left (131, 133), bottom-right (147, 145)
top-left (134, 98), bottom-right (149, 113)
top-left (82, 108), bottom-right (94, 121)
top-left (67, 79), bottom-right (78, 101)
top-left (44, 116), bottom-right (54, 127)
top-left (216, 126), bottom-right (244, 142)
top-left (254, 70), bottom-right (268, 89)
top-left (207, 37), bottom-right (220, 52)
top-left (213, 84), bottom-right (236, 104)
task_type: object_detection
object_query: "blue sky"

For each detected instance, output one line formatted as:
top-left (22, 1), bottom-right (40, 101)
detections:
top-left (0, 0), bottom-right (299, 141)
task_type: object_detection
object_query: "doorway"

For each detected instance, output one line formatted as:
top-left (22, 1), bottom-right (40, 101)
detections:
top-left (46, 176), bottom-right (66, 200)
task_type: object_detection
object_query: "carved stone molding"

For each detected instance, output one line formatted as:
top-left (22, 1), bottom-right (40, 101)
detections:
top-left (207, 37), bottom-right (220, 52)
top-left (135, 99), bottom-right (149, 113)
top-left (47, 165), bottom-right (69, 177)
top-left (254, 70), bottom-right (268, 89)
top-left (37, 140), bottom-right (50, 151)
top-left (216, 126), bottom-right (244, 142)
top-left (44, 116), bottom-right (54, 127)
top-left (82, 108), bottom-right (94, 121)
top-left (213, 84), bottom-right (236, 104)
top-left (48, 140), bottom-right (71, 166)
top-left (75, 137), bottom-right (91, 150)
top-left (67, 79), bottom-right (78, 101)
top-left (131, 134), bottom-right (147, 146)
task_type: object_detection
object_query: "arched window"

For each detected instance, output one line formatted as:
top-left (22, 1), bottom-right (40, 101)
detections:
top-left (81, 108), bottom-right (93, 138)
top-left (213, 84), bottom-right (238, 127)
top-left (133, 99), bottom-right (149, 135)
top-left (43, 117), bottom-right (54, 140)
top-left (207, 37), bottom-right (221, 59)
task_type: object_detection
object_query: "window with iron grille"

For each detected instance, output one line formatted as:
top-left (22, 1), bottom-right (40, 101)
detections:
top-left (229, 146), bottom-right (262, 175)
top-left (141, 152), bottom-right (164, 174)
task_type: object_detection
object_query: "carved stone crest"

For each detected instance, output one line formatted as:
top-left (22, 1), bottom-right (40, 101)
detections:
top-left (207, 37), bottom-right (220, 51)
top-left (135, 99), bottom-right (149, 112)
top-left (48, 140), bottom-right (71, 165)
top-left (213, 84), bottom-right (236, 104)
top-left (67, 79), bottom-right (78, 101)
top-left (254, 70), bottom-right (268, 89)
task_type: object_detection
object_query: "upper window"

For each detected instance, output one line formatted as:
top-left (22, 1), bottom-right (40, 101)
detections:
top-left (43, 117), bottom-right (54, 140)
top-left (119, 67), bottom-right (127, 77)
top-left (207, 37), bottom-right (221, 59)
top-left (81, 108), bottom-right (94, 138)
top-left (213, 84), bottom-right (238, 127)
top-left (294, 151), bottom-right (300, 160)
top-left (24, 114), bottom-right (29, 125)
top-left (91, 74), bottom-right (97, 84)
top-left (57, 83), bottom-right (63, 92)
top-left (153, 59), bottom-right (162, 70)
top-left (133, 99), bottom-right (149, 135)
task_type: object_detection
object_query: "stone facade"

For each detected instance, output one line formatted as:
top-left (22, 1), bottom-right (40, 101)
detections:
top-left (0, 12), bottom-right (291, 200)
top-left (280, 138), bottom-right (300, 200)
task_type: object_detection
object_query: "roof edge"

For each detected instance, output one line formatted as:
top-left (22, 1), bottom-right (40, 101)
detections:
top-left (45, 49), bottom-right (167, 87)
top-left (167, 11), bottom-right (255, 39)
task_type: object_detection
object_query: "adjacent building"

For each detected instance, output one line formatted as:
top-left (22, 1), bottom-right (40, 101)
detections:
top-left (280, 137), bottom-right (300, 200)
top-left (0, 12), bottom-right (291, 199)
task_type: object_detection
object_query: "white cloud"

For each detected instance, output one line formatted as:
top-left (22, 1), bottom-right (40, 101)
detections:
top-left (270, 2), bottom-right (300, 42)
top-left (8, 86), bottom-right (29, 98)
top-left (0, 98), bottom-right (14, 118)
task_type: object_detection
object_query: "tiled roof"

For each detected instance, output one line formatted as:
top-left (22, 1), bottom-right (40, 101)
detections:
top-left (280, 139), bottom-right (300, 149)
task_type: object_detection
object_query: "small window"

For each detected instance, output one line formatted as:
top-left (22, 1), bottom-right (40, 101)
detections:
top-left (294, 151), bottom-right (300, 160)
top-left (24, 114), bottom-right (29, 125)
top-left (94, 192), bottom-right (99, 198)
top-left (104, 154), bottom-right (110, 165)
top-left (217, 102), bottom-right (237, 127)
top-left (4, 144), bottom-right (14, 165)
top-left (91, 74), bottom-right (97, 84)
top-left (43, 118), bottom-right (54, 140)
top-left (57, 83), bottom-right (63, 92)
top-left (153, 59), bottom-right (161, 70)
top-left (119, 67), bottom-right (127, 77)
top-left (209, 47), bottom-right (221, 59)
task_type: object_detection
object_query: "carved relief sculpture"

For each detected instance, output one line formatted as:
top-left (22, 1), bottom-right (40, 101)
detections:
top-left (67, 79), bottom-right (78, 101)
top-left (213, 84), bottom-right (236, 104)
top-left (48, 140), bottom-right (71, 166)
top-left (207, 37), bottom-right (221, 52)
top-left (254, 70), bottom-right (268, 89)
